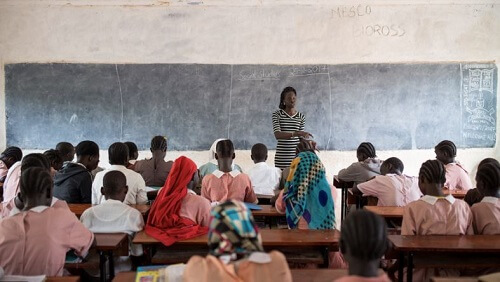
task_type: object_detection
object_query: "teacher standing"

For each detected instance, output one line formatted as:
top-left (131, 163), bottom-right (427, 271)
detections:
top-left (272, 86), bottom-right (312, 169)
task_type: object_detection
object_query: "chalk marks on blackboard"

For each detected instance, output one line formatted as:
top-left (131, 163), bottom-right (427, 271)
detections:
top-left (236, 68), bottom-right (280, 81)
top-left (461, 63), bottom-right (497, 146)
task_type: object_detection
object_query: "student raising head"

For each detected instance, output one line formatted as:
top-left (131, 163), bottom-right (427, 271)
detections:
top-left (92, 142), bottom-right (147, 205)
top-left (247, 143), bottom-right (281, 196)
top-left (470, 161), bottom-right (500, 235)
top-left (353, 157), bottom-right (422, 207)
top-left (198, 138), bottom-right (243, 179)
top-left (336, 210), bottom-right (390, 282)
top-left (0, 167), bottom-right (94, 276)
top-left (338, 142), bottom-right (381, 184)
top-left (146, 156), bottom-right (211, 246)
top-left (134, 136), bottom-right (174, 187)
top-left (201, 139), bottom-right (257, 204)
top-left (0, 146), bottom-right (22, 183)
top-left (435, 140), bottom-right (472, 191)
top-left (183, 200), bottom-right (292, 282)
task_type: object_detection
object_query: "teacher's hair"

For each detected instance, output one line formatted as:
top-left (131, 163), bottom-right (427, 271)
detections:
top-left (279, 86), bottom-right (297, 109)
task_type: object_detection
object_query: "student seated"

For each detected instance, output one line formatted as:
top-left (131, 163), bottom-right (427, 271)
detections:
top-left (43, 149), bottom-right (63, 176)
top-left (247, 143), bottom-right (281, 196)
top-left (145, 156), bottom-right (211, 246)
top-left (124, 141), bottom-right (139, 170)
top-left (336, 210), bottom-right (390, 282)
top-left (471, 161), bottom-right (500, 235)
top-left (134, 136), bottom-right (173, 187)
top-left (184, 200), bottom-right (292, 282)
top-left (201, 140), bottom-right (257, 204)
top-left (0, 146), bottom-right (22, 184)
top-left (92, 142), bottom-right (147, 205)
top-left (354, 157), bottom-right (422, 206)
top-left (81, 170), bottom-right (144, 271)
top-left (54, 141), bottom-right (100, 204)
top-left (435, 140), bottom-right (472, 191)
top-left (464, 158), bottom-right (499, 206)
top-left (56, 141), bottom-right (75, 168)
top-left (279, 138), bottom-right (316, 190)
top-left (338, 142), bottom-right (381, 185)
top-left (0, 167), bottom-right (94, 276)
top-left (199, 138), bottom-right (243, 179)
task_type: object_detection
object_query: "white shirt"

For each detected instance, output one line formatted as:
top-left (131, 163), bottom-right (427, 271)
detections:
top-left (80, 199), bottom-right (144, 256)
top-left (247, 162), bottom-right (281, 196)
top-left (91, 165), bottom-right (147, 205)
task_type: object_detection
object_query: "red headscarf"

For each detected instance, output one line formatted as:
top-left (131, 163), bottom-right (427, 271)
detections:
top-left (145, 156), bottom-right (208, 246)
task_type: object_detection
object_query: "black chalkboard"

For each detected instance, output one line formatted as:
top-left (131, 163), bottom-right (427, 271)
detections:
top-left (5, 63), bottom-right (497, 150)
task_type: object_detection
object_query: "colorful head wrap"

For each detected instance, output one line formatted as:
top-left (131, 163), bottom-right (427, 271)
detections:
top-left (284, 151), bottom-right (335, 229)
top-left (208, 200), bottom-right (264, 257)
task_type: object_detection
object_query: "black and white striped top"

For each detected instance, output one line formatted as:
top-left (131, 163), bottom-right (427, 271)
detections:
top-left (272, 109), bottom-right (306, 169)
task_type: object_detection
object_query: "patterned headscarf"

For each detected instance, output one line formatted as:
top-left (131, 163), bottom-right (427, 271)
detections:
top-left (208, 200), bottom-right (264, 257)
top-left (284, 151), bottom-right (335, 229)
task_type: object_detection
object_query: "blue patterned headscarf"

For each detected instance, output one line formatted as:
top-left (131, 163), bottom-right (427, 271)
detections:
top-left (284, 151), bottom-right (335, 229)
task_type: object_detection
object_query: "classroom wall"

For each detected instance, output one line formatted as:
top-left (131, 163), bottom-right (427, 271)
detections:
top-left (1, 0), bottom-right (499, 185)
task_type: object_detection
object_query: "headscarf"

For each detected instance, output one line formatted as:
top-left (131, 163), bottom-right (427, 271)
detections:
top-left (145, 156), bottom-right (208, 246)
top-left (283, 151), bottom-right (335, 229)
top-left (209, 138), bottom-right (227, 164)
top-left (208, 200), bottom-right (264, 257)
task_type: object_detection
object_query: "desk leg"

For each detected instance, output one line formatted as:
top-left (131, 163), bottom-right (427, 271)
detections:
top-left (341, 188), bottom-right (347, 222)
top-left (321, 247), bottom-right (329, 268)
top-left (398, 252), bottom-right (404, 282)
top-left (108, 251), bottom-right (115, 280)
top-left (99, 251), bottom-right (107, 282)
top-left (407, 252), bottom-right (413, 282)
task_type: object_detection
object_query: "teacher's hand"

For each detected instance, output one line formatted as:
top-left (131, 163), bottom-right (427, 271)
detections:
top-left (295, 131), bottom-right (313, 138)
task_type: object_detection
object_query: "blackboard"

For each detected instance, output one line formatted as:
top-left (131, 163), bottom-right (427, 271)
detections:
top-left (5, 63), bottom-right (497, 150)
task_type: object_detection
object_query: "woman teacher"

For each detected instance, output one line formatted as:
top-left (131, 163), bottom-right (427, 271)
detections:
top-left (272, 86), bottom-right (312, 169)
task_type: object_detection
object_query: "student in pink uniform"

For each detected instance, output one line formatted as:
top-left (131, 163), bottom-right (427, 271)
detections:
top-left (0, 167), bottom-right (94, 276)
top-left (471, 161), bottom-right (500, 235)
top-left (354, 157), bottom-right (422, 206)
top-left (0, 147), bottom-right (22, 185)
top-left (464, 158), bottom-right (499, 206)
top-left (184, 200), bottom-right (292, 282)
top-left (335, 210), bottom-right (390, 282)
top-left (202, 139), bottom-right (257, 204)
top-left (435, 140), bottom-right (472, 191)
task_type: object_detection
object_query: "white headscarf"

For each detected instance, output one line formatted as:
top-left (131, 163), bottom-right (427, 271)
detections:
top-left (209, 138), bottom-right (227, 164)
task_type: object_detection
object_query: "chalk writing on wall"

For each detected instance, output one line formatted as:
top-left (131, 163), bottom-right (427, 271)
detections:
top-left (331, 5), bottom-right (372, 18)
top-left (353, 24), bottom-right (406, 37)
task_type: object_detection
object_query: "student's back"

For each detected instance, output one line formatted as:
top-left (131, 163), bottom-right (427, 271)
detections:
top-left (435, 140), bottom-right (472, 191)
top-left (470, 161), bottom-right (500, 235)
top-left (133, 136), bottom-right (173, 187)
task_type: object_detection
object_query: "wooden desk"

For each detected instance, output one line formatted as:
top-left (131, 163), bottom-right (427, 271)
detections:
top-left (389, 235), bottom-right (500, 282)
top-left (95, 233), bottom-right (129, 282)
top-left (113, 269), bottom-right (348, 282)
top-left (251, 205), bottom-right (283, 217)
top-left (443, 189), bottom-right (467, 199)
top-left (46, 277), bottom-right (80, 282)
top-left (364, 206), bottom-right (404, 219)
top-left (68, 204), bottom-right (150, 219)
top-left (134, 229), bottom-right (340, 267)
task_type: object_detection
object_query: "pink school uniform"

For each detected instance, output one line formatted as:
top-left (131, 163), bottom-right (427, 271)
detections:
top-left (357, 174), bottom-right (422, 206)
top-left (471, 197), bottom-right (500, 235)
top-left (179, 190), bottom-right (212, 227)
top-left (0, 160), bottom-right (8, 180)
top-left (2, 161), bottom-right (21, 204)
top-left (0, 205), bottom-right (94, 276)
top-left (444, 162), bottom-right (473, 191)
top-left (201, 169), bottom-right (257, 204)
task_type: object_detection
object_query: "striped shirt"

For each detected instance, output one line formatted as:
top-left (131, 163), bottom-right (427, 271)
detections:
top-left (272, 109), bottom-right (306, 169)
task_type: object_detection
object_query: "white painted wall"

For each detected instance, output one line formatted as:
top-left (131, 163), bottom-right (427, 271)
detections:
top-left (1, 0), bottom-right (499, 187)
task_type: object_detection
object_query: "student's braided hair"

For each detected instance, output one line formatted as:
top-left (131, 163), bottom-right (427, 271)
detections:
top-left (21, 153), bottom-right (51, 172)
top-left (340, 210), bottom-right (388, 260)
top-left (216, 139), bottom-right (234, 158)
top-left (43, 149), bottom-right (63, 168)
top-left (356, 142), bottom-right (377, 159)
top-left (151, 136), bottom-right (167, 152)
top-left (478, 158), bottom-right (499, 168)
top-left (435, 140), bottom-right (457, 157)
top-left (419, 159), bottom-right (446, 184)
top-left (108, 142), bottom-right (129, 166)
top-left (278, 86), bottom-right (297, 110)
top-left (20, 167), bottom-right (53, 199)
top-left (476, 162), bottom-right (500, 194)
top-left (0, 146), bottom-right (23, 162)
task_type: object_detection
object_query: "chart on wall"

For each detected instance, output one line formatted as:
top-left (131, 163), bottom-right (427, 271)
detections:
top-left (5, 62), bottom-right (497, 150)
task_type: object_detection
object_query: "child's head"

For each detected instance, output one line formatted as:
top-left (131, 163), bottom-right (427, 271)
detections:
top-left (20, 167), bottom-right (53, 208)
top-left (434, 140), bottom-right (456, 164)
top-left (76, 140), bottom-right (100, 171)
top-left (43, 149), bottom-right (63, 172)
top-left (418, 160), bottom-right (446, 195)
top-left (476, 161), bottom-right (500, 198)
top-left (0, 146), bottom-right (23, 168)
top-left (215, 139), bottom-right (235, 161)
top-left (380, 157), bottom-right (404, 175)
top-left (296, 138), bottom-right (316, 155)
top-left (150, 136), bottom-right (168, 159)
top-left (108, 142), bottom-right (129, 166)
top-left (55, 142), bottom-right (75, 163)
top-left (356, 142), bottom-right (376, 162)
top-left (124, 141), bottom-right (139, 161)
top-left (478, 158), bottom-right (499, 168)
top-left (340, 210), bottom-right (388, 274)
top-left (21, 153), bottom-right (51, 172)
top-left (101, 170), bottom-right (128, 202)
top-left (251, 143), bottom-right (267, 163)
top-left (278, 86), bottom-right (297, 110)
